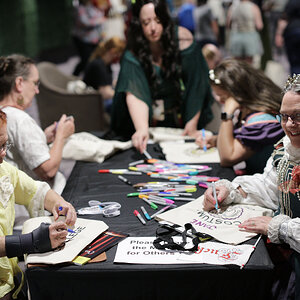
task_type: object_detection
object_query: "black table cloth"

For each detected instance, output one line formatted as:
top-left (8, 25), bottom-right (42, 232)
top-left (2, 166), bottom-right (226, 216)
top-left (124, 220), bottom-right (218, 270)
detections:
top-left (26, 144), bottom-right (274, 300)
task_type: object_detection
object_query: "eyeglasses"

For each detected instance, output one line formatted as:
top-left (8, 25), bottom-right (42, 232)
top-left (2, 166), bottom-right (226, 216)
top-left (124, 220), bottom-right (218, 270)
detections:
top-left (0, 141), bottom-right (12, 153)
top-left (32, 80), bottom-right (40, 88)
top-left (276, 113), bottom-right (300, 124)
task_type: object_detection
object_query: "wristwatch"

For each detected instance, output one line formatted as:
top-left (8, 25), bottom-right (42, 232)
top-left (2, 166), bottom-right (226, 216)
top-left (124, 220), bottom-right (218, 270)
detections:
top-left (221, 112), bottom-right (234, 121)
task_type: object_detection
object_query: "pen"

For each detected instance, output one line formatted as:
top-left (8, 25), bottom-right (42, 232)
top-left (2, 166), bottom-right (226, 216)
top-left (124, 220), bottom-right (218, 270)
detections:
top-left (129, 159), bottom-right (145, 166)
top-left (202, 128), bottom-right (207, 152)
top-left (98, 169), bottom-right (142, 175)
top-left (138, 194), bottom-right (175, 205)
top-left (133, 209), bottom-right (146, 225)
top-left (212, 182), bottom-right (218, 211)
top-left (140, 197), bottom-right (158, 210)
top-left (141, 206), bottom-right (151, 220)
top-left (163, 197), bottom-right (196, 201)
top-left (150, 205), bottom-right (171, 219)
top-left (98, 169), bottom-right (128, 173)
top-left (143, 150), bottom-right (152, 159)
top-left (118, 175), bottom-right (132, 186)
top-left (198, 182), bottom-right (208, 188)
top-left (67, 228), bottom-right (75, 233)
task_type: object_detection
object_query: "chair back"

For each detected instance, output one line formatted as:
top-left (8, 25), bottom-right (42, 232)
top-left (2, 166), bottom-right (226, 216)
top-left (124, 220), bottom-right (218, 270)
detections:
top-left (36, 62), bottom-right (109, 133)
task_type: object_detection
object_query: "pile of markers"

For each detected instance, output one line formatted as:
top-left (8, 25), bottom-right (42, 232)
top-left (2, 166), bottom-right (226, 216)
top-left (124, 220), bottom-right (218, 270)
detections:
top-left (98, 153), bottom-right (220, 225)
top-left (128, 158), bottom-right (219, 187)
top-left (130, 181), bottom-right (198, 225)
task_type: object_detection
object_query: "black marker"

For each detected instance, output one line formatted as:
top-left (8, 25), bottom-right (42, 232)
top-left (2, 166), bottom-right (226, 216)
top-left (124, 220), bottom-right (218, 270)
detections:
top-left (118, 175), bottom-right (132, 186)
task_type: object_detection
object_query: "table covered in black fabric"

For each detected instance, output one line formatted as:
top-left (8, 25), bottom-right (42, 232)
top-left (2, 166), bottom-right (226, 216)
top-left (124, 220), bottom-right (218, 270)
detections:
top-left (26, 144), bottom-right (274, 300)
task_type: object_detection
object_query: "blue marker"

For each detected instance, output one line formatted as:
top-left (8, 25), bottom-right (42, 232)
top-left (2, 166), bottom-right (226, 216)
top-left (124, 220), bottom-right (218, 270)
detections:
top-left (202, 128), bottom-right (207, 152)
top-left (58, 206), bottom-right (63, 211)
top-left (67, 228), bottom-right (75, 233)
top-left (141, 206), bottom-right (151, 221)
top-left (212, 182), bottom-right (219, 212)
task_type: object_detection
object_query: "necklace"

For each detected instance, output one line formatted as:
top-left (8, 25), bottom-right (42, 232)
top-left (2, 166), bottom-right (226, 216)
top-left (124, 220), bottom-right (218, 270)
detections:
top-left (277, 155), bottom-right (300, 217)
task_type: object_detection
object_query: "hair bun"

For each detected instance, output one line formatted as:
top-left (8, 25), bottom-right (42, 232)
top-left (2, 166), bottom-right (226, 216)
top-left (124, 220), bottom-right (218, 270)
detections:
top-left (0, 57), bottom-right (11, 77)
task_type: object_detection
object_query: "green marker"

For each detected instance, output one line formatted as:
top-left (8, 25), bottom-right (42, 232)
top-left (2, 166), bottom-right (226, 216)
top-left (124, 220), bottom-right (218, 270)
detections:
top-left (186, 188), bottom-right (197, 193)
top-left (140, 197), bottom-right (158, 210)
top-left (127, 192), bottom-right (140, 197)
top-left (186, 180), bottom-right (198, 185)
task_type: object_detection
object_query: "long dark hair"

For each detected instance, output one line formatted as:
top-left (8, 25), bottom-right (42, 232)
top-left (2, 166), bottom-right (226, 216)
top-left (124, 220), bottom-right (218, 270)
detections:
top-left (127, 0), bottom-right (182, 94)
top-left (211, 58), bottom-right (282, 114)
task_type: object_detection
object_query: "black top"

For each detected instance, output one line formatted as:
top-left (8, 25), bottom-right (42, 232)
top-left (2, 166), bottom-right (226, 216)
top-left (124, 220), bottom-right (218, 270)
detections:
top-left (284, 0), bottom-right (300, 32)
top-left (83, 57), bottom-right (112, 90)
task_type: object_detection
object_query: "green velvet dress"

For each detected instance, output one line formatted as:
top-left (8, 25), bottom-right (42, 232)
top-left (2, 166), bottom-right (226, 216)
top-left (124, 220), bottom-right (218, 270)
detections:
top-left (111, 40), bottom-right (214, 139)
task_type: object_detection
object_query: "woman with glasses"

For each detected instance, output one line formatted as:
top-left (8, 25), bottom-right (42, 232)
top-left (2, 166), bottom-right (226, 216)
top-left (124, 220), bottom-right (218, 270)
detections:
top-left (196, 58), bottom-right (285, 174)
top-left (204, 74), bottom-right (300, 299)
top-left (0, 54), bottom-right (75, 229)
top-left (0, 109), bottom-right (77, 300)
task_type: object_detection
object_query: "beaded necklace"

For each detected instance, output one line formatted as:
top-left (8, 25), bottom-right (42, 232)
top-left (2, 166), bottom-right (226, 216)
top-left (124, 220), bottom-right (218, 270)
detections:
top-left (275, 148), bottom-right (300, 218)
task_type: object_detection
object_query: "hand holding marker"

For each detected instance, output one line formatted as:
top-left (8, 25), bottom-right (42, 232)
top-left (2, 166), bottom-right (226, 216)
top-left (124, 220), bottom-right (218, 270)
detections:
top-left (56, 115), bottom-right (73, 130)
top-left (202, 128), bottom-right (207, 152)
top-left (211, 182), bottom-right (219, 212)
top-left (58, 206), bottom-right (75, 233)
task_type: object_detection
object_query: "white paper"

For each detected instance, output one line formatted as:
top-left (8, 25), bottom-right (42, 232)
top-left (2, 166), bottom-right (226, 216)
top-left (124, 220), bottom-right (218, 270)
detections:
top-left (156, 195), bottom-right (273, 245)
top-left (149, 127), bottom-right (212, 143)
top-left (23, 216), bottom-right (108, 265)
top-left (114, 237), bottom-right (256, 267)
top-left (177, 241), bottom-right (256, 267)
top-left (159, 142), bottom-right (220, 163)
top-left (114, 237), bottom-right (189, 264)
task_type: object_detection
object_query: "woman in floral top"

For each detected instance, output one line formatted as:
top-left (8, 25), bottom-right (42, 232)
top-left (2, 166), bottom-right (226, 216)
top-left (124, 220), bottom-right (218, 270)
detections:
top-left (0, 111), bottom-right (77, 299)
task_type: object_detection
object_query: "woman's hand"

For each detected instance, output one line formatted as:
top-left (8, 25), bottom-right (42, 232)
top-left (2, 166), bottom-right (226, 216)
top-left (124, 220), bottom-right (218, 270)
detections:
top-left (45, 190), bottom-right (77, 227)
top-left (203, 185), bottom-right (229, 211)
top-left (223, 96), bottom-right (240, 114)
top-left (196, 134), bottom-right (217, 149)
top-left (44, 123), bottom-right (57, 144)
top-left (52, 201), bottom-right (77, 227)
top-left (131, 128), bottom-right (149, 154)
top-left (126, 92), bottom-right (149, 153)
top-left (49, 221), bottom-right (68, 249)
top-left (182, 111), bottom-right (201, 138)
top-left (239, 216), bottom-right (272, 235)
top-left (56, 114), bottom-right (75, 140)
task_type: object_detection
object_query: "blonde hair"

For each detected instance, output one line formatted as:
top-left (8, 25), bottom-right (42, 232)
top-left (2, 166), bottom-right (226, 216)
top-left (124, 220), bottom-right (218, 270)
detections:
top-left (202, 44), bottom-right (221, 69)
top-left (89, 37), bottom-right (126, 61)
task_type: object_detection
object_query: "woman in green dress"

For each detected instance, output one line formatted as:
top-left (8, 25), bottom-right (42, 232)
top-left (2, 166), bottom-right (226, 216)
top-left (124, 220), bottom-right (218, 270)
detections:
top-left (111, 0), bottom-right (214, 153)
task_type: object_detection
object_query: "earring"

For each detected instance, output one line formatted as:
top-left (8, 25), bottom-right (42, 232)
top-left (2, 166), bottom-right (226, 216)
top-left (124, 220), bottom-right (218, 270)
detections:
top-left (17, 95), bottom-right (24, 106)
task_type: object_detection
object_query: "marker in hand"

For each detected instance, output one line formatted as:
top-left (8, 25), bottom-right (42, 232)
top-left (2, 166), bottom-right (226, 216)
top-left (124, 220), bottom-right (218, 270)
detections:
top-left (202, 128), bottom-right (207, 152)
top-left (58, 206), bottom-right (75, 232)
top-left (212, 182), bottom-right (219, 212)
top-left (55, 115), bottom-right (73, 130)
top-left (143, 150), bottom-right (152, 160)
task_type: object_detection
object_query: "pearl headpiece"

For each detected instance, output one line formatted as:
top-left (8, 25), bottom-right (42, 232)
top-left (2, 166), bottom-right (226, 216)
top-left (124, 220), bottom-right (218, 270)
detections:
top-left (209, 69), bottom-right (221, 85)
